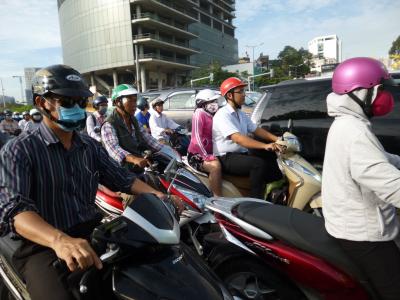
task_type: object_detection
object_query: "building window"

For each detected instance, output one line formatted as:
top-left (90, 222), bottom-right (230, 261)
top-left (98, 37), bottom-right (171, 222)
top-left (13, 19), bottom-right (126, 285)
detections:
top-left (224, 25), bottom-right (234, 36)
top-left (200, 13), bottom-right (211, 26)
top-left (213, 20), bottom-right (222, 31)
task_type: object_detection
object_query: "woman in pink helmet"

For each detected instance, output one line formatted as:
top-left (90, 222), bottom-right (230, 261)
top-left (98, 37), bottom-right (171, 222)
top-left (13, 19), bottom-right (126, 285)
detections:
top-left (322, 57), bottom-right (400, 299)
top-left (188, 89), bottom-right (222, 196)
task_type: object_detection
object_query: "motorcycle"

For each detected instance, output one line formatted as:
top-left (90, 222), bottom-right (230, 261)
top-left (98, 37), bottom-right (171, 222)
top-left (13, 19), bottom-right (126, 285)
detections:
top-left (183, 131), bottom-right (322, 215)
top-left (95, 150), bottom-right (216, 256)
top-left (203, 197), bottom-right (381, 300)
top-left (164, 127), bottom-right (190, 157)
top-left (0, 193), bottom-right (235, 300)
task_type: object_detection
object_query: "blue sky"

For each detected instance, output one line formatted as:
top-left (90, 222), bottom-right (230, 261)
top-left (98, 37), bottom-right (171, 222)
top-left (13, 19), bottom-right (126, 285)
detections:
top-left (0, 0), bottom-right (399, 100)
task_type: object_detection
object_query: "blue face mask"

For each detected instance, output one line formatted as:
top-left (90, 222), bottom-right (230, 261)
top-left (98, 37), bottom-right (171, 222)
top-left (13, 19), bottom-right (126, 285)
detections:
top-left (56, 104), bottom-right (86, 132)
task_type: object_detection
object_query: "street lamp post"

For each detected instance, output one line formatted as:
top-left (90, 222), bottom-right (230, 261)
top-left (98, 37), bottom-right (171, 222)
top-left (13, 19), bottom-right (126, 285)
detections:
top-left (12, 75), bottom-right (25, 104)
top-left (246, 43), bottom-right (264, 91)
top-left (0, 78), bottom-right (6, 108)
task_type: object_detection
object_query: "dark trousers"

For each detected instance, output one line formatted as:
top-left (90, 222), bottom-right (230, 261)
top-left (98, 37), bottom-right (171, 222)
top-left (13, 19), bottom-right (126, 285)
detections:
top-left (218, 149), bottom-right (282, 199)
top-left (337, 238), bottom-right (400, 300)
top-left (13, 218), bottom-right (102, 300)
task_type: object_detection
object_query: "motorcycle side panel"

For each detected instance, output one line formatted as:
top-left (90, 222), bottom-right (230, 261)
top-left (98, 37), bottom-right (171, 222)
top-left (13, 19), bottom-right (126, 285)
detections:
top-left (113, 244), bottom-right (227, 300)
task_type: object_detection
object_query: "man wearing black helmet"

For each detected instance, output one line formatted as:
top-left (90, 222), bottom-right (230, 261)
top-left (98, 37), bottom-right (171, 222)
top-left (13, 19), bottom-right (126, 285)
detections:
top-left (0, 65), bottom-right (183, 300)
top-left (86, 95), bottom-right (108, 142)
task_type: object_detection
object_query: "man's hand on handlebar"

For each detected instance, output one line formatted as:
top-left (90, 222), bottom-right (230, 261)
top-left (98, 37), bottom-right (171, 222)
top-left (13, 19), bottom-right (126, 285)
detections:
top-left (126, 154), bottom-right (151, 168)
top-left (157, 193), bottom-right (184, 215)
top-left (264, 143), bottom-right (286, 154)
top-left (51, 233), bottom-right (103, 272)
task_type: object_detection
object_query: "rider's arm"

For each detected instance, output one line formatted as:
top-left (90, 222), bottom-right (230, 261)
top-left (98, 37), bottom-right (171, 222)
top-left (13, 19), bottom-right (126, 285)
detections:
top-left (350, 132), bottom-right (400, 207)
top-left (253, 127), bottom-right (279, 143)
top-left (101, 122), bottom-right (131, 164)
top-left (385, 152), bottom-right (400, 169)
top-left (230, 132), bottom-right (273, 150)
top-left (0, 141), bottom-right (38, 237)
top-left (140, 127), bottom-right (163, 152)
top-left (166, 115), bottom-right (180, 130)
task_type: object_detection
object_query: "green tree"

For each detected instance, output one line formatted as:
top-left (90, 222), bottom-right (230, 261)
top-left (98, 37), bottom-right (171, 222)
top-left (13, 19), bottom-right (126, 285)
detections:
top-left (277, 45), bottom-right (311, 78)
top-left (389, 35), bottom-right (400, 55)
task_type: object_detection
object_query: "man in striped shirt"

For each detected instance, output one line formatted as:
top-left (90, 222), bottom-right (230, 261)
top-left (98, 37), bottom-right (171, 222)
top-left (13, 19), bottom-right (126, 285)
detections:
top-left (0, 65), bottom-right (182, 300)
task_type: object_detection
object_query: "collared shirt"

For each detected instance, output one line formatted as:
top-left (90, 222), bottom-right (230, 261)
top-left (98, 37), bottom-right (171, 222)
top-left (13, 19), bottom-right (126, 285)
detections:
top-left (86, 111), bottom-right (106, 142)
top-left (0, 122), bottom-right (137, 236)
top-left (18, 119), bottom-right (29, 130)
top-left (24, 121), bottom-right (41, 133)
top-left (212, 104), bottom-right (257, 156)
top-left (149, 111), bottom-right (180, 140)
top-left (102, 119), bottom-right (162, 164)
top-left (0, 119), bottom-right (19, 134)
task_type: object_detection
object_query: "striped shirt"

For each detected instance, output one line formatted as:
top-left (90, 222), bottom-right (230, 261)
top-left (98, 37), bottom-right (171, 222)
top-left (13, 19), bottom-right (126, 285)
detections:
top-left (0, 122), bottom-right (137, 236)
top-left (102, 120), bottom-right (162, 164)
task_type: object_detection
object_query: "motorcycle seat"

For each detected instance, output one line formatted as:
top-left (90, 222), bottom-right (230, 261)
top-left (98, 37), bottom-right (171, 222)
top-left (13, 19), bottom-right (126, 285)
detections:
top-left (235, 201), bottom-right (368, 282)
top-left (0, 234), bottom-right (23, 278)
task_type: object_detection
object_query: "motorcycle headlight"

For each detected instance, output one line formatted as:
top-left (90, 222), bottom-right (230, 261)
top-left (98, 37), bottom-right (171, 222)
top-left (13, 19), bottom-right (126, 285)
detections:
top-left (285, 136), bottom-right (302, 152)
top-left (173, 185), bottom-right (208, 210)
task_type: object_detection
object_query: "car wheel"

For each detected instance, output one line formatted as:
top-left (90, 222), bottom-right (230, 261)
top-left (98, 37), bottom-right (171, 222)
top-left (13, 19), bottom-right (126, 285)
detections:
top-left (217, 258), bottom-right (305, 300)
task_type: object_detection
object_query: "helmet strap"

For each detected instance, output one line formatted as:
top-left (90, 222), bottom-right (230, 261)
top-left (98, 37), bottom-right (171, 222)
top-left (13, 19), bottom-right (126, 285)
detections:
top-left (348, 88), bottom-right (374, 118)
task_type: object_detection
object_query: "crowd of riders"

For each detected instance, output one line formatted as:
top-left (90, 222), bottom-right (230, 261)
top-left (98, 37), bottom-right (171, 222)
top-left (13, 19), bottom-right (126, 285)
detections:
top-left (0, 57), bottom-right (400, 300)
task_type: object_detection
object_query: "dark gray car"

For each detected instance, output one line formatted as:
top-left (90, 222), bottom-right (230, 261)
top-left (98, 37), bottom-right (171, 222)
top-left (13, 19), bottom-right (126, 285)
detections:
top-left (251, 74), bottom-right (400, 166)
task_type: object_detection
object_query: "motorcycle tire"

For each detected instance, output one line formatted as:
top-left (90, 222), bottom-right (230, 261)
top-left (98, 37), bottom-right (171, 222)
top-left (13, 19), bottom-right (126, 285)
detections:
top-left (216, 257), bottom-right (305, 300)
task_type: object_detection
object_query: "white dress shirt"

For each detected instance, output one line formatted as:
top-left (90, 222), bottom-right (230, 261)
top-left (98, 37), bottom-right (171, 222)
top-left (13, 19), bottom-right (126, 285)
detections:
top-left (149, 111), bottom-right (180, 140)
top-left (212, 104), bottom-right (257, 156)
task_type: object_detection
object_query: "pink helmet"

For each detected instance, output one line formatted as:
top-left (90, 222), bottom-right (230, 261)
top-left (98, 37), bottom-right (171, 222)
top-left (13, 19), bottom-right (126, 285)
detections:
top-left (332, 57), bottom-right (392, 94)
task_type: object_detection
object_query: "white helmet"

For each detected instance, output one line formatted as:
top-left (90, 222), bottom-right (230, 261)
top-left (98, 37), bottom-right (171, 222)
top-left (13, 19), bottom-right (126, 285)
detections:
top-left (30, 108), bottom-right (40, 116)
top-left (195, 89), bottom-right (222, 107)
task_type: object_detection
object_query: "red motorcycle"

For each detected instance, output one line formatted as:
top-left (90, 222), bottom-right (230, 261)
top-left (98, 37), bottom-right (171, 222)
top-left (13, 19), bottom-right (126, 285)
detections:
top-left (204, 197), bottom-right (381, 300)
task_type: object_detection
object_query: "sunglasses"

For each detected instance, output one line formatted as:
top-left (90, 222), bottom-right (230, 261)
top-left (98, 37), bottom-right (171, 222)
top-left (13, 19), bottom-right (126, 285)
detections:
top-left (46, 95), bottom-right (88, 108)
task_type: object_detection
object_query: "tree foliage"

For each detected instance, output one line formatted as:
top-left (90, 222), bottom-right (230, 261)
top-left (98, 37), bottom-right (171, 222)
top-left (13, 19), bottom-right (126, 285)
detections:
top-left (389, 35), bottom-right (400, 55)
top-left (188, 46), bottom-right (313, 90)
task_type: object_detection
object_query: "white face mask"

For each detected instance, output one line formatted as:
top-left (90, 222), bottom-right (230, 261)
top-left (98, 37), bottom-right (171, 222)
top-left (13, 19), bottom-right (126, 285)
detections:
top-left (205, 102), bottom-right (219, 114)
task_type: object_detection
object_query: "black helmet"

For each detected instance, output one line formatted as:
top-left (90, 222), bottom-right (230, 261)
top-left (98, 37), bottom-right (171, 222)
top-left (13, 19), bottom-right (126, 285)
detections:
top-left (137, 97), bottom-right (149, 111)
top-left (3, 109), bottom-right (12, 116)
top-left (93, 95), bottom-right (108, 109)
top-left (31, 64), bottom-right (93, 101)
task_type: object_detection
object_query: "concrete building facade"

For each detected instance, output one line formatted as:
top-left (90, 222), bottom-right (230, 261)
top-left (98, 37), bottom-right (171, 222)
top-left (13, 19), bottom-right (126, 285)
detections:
top-left (308, 35), bottom-right (342, 73)
top-left (24, 67), bottom-right (41, 104)
top-left (57, 0), bottom-right (238, 94)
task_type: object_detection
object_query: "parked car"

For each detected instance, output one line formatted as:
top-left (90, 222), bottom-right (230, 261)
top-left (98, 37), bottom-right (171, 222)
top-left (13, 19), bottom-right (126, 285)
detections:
top-left (251, 73), bottom-right (400, 167)
top-left (141, 88), bottom-right (261, 130)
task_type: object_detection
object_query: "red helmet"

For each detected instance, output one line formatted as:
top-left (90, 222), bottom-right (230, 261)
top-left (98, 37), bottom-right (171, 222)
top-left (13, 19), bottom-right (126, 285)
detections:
top-left (220, 77), bottom-right (247, 96)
